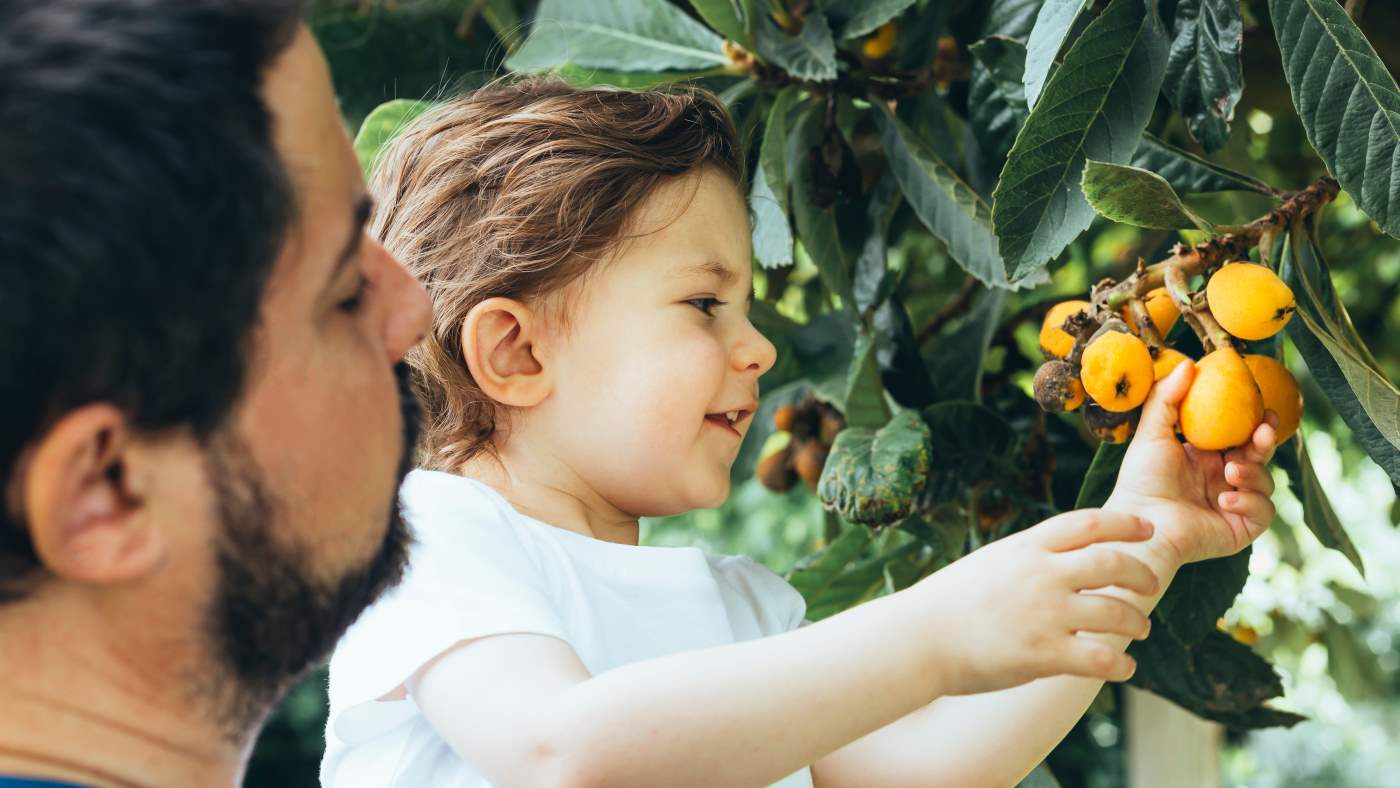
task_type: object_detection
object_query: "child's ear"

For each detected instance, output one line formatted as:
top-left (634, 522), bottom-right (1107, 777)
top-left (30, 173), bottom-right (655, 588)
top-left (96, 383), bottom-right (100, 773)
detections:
top-left (16, 403), bottom-right (165, 587)
top-left (460, 297), bottom-right (552, 407)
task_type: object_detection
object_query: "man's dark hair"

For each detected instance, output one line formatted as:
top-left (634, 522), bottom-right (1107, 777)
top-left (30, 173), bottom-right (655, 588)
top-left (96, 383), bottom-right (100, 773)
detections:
top-left (0, 0), bottom-right (305, 600)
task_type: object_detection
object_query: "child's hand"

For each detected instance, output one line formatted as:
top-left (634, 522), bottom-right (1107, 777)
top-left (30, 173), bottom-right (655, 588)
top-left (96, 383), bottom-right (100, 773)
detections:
top-left (922, 510), bottom-right (1159, 696)
top-left (1105, 360), bottom-right (1278, 569)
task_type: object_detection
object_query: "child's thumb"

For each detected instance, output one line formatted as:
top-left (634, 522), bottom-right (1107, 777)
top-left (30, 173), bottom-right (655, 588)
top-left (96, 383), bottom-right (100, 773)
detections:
top-left (1137, 358), bottom-right (1196, 440)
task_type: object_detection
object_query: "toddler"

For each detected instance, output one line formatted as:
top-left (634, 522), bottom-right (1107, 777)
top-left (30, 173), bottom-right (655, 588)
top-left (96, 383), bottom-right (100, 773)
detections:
top-left (321, 79), bottom-right (1279, 787)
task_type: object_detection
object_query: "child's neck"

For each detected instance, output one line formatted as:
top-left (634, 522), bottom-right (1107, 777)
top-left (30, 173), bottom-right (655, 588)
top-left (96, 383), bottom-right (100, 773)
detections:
top-left (459, 447), bottom-right (642, 546)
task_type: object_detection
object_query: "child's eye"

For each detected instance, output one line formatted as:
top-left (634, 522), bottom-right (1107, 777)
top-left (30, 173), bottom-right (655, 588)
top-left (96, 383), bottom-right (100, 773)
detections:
top-left (686, 297), bottom-right (725, 317)
top-left (339, 274), bottom-right (372, 314)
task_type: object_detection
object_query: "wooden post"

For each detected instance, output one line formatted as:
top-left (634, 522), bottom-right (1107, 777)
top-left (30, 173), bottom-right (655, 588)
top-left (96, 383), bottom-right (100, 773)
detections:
top-left (1125, 687), bottom-right (1223, 788)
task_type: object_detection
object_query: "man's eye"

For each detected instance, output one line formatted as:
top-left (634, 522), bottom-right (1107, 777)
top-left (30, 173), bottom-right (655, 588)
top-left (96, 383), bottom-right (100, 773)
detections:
top-left (686, 297), bottom-right (724, 317)
top-left (339, 275), bottom-right (371, 313)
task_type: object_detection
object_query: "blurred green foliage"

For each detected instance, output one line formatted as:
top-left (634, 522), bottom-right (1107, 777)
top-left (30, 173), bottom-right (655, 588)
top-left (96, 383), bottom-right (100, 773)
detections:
top-left (247, 1), bottom-right (1400, 784)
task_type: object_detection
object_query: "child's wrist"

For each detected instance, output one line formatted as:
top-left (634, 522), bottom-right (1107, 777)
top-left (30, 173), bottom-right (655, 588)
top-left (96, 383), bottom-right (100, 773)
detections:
top-left (1101, 493), bottom-right (1186, 576)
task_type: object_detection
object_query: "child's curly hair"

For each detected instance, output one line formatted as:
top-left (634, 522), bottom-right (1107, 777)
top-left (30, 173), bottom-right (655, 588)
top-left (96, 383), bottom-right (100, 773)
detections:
top-left (369, 77), bottom-right (743, 472)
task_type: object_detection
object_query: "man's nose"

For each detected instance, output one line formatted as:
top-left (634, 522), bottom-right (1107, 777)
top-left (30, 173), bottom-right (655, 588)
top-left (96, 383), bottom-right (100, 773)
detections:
top-left (376, 241), bottom-right (431, 363)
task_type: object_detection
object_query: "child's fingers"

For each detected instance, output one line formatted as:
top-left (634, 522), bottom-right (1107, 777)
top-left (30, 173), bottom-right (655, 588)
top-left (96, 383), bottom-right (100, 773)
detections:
top-left (1134, 359), bottom-right (1195, 441)
top-left (1225, 460), bottom-right (1275, 497)
top-left (1041, 510), bottom-right (1154, 552)
top-left (1061, 548), bottom-right (1160, 596)
top-left (1218, 490), bottom-right (1275, 529)
top-left (1226, 413), bottom-right (1278, 467)
top-left (1058, 638), bottom-right (1137, 683)
top-left (1068, 594), bottom-right (1152, 640)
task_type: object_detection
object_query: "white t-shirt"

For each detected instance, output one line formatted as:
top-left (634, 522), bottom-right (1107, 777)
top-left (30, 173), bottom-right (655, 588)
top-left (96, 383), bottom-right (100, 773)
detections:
top-left (321, 469), bottom-right (813, 787)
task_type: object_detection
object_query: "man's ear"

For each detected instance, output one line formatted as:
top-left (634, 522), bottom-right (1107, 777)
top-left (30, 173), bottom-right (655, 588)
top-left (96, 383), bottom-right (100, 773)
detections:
top-left (460, 297), bottom-right (552, 408)
top-left (18, 403), bottom-right (164, 586)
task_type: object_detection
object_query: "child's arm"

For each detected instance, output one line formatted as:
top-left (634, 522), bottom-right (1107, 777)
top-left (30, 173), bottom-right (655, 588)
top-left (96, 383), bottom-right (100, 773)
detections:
top-left (407, 509), bottom-right (1161, 788)
top-left (811, 361), bottom-right (1278, 788)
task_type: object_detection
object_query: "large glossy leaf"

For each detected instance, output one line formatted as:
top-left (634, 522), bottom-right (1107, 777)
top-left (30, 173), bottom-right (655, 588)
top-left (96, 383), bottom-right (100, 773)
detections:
top-left (1081, 159), bottom-right (1214, 231)
top-left (852, 175), bottom-right (902, 315)
top-left (818, 410), bottom-right (933, 527)
top-left (1279, 228), bottom-right (1400, 491)
top-left (750, 163), bottom-right (793, 269)
top-left (1274, 435), bottom-right (1366, 576)
top-left (926, 288), bottom-right (1008, 403)
top-left (823, 0), bottom-right (919, 40)
top-left (968, 36), bottom-right (1030, 176)
top-left (874, 103), bottom-right (1011, 287)
top-left (788, 104), bottom-right (855, 302)
top-left (1023, 0), bottom-right (1092, 109)
top-left (1270, 0), bottom-right (1400, 238)
top-left (691, 0), bottom-right (754, 49)
top-left (1130, 133), bottom-right (1276, 195)
top-left (874, 295), bottom-right (938, 410)
top-left (1163, 0), bottom-right (1244, 152)
top-left (787, 524), bottom-right (873, 600)
top-left (755, 12), bottom-right (838, 81)
top-left (981, 0), bottom-right (1045, 39)
top-left (353, 99), bottom-right (431, 177)
top-left (506, 0), bottom-right (727, 73)
top-left (843, 332), bottom-right (893, 429)
top-left (1156, 547), bottom-right (1252, 645)
top-left (1074, 442), bottom-right (1127, 508)
top-left (991, 0), bottom-right (1169, 281)
top-left (921, 402), bottom-right (1018, 501)
top-left (1129, 628), bottom-right (1305, 729)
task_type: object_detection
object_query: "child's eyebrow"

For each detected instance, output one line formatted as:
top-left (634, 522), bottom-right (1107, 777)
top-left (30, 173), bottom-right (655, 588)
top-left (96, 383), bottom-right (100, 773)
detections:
top-left (676, 259), bottom-right (755, 307)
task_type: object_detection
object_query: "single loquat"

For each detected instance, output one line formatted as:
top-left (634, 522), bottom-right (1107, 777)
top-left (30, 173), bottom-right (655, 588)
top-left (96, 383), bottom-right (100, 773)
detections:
top-left (1180, 347), bottom-right (1265, 450)
top-left (1206, 262), bottom-right (1296, 340)
top-left (1039, 299), bottom-right (1091, 360)
top-left (1242, 354), bottom-right (1303, 443)
top-left (1080, 330), bottom-right (1155, 412)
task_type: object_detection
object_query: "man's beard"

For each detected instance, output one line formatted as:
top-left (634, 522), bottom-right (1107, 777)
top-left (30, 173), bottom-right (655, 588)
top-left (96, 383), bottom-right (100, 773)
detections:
top-left (199, 363), bottom-right (420, 737)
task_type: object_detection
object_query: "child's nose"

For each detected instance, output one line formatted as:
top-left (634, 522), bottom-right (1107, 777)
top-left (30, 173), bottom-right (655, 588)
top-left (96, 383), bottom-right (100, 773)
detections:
top-left (734, 321), bottom-right (778, 376)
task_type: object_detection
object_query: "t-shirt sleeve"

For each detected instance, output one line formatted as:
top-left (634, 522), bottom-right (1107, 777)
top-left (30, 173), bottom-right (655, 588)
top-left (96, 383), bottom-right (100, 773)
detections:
top-left (709, 554), bottom-right (808, 637)
top-left (324, 472), bottom-right (569, 750)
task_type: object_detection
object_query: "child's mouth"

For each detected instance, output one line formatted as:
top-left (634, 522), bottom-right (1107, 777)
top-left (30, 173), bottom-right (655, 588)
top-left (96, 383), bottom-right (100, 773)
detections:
top-left (704, 410), bottom-right (748, 438)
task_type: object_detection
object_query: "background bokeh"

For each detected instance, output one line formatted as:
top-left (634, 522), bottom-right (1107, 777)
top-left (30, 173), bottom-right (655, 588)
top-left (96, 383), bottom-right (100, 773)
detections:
top-left (248, 2), bottom-right (1400, 785)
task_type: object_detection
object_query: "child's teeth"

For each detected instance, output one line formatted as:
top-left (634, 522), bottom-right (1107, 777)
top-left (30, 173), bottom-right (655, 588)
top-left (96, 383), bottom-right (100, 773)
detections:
top-left (726, 410), bottom-right (739, 423)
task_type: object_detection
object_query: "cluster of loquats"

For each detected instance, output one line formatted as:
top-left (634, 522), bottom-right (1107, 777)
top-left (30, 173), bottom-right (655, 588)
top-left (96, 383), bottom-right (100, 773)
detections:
top-left (757, 394), bottom-right (847, 493)
top-left (1034, 261), bottom-right (1303, 451)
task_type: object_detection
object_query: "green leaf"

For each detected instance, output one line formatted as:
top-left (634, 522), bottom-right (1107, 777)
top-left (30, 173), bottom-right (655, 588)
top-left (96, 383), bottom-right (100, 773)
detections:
top-left (1130, 133), bottom-right (1277, 195)
top-left (1275, 435), bottom-right (1367, 576)
top-left (1017, 763), bottom-right (1062, 788)
top-left (506, 0), bottom-right (727, 73)
top-left (823, 0), bottom-right (918, 40)
top-left (991, 0), bottom-right (1169, 281)
top-left (1156, 547), bottom-right (1252, 645)
top-left (926, 288), bottom-right (1007, 403)
top-left (761, 87), bottom-right (803, 219)
top-left (691, 0), bottom-right (754, 49)
top-left (970, 36), bottom-right (1030, 97)
top-left (921, 402), bottom-right (1017, 502)
top-left (1270, 0), bottom-right (1400, 238)
top-left (353, 99), bottom-right (432, 177)
top-left (968, 37), bottom-right (1030, 188)
top-left (1023, 0), bottom-right (1093, 109)
top-left (755, 12), bottom-right (838, 81)
top-left (1129, 629), bottom-right (1305, 729)
top-left (551, 63), bottom-right (715, 88)
top-left (852, 175), bottom-right (902, 315)
top-left (788, 103), bottom-right (855, 302)
top-left (1081, 159), bottom-right (1215, 232)
top-left (750, 164), bottom-right (793, 269)
top-left (1279, 229), bottom-right (1400, 491)
top-left (1163, 0), bottom-right (1244, 152)
top-left (874, 103), bottom-right (1011, 288)
top-left (843, 332), bottom-right (893, 429)
top-left (480, 0), bottom-right (525, 52)
top-left (874, 294), bottom-right (938, 410)
top-left (981, 0), bottom-right (1044, 38)
top-left (1075, 442), bottom-right (1128, 508)
top-left (787, 524), bottom-right (873, 600)
top-left (818, 410), bottom-right (933, 527)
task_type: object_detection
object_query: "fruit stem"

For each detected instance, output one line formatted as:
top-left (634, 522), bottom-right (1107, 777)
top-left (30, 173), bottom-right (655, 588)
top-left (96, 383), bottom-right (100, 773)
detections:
top-left (1102, 176), bottom-right (1340, 304)
top-left (1125, 295), bottom-right (1166, 352)
top-left (1163, 263), bottom-right (1233, 354)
